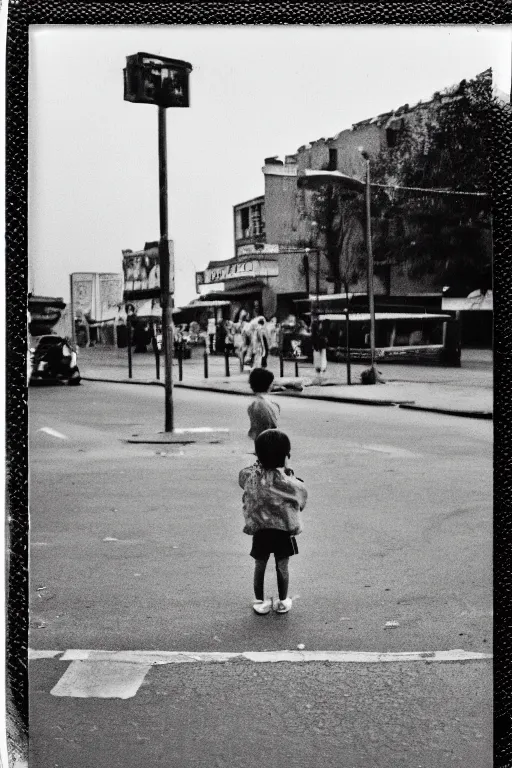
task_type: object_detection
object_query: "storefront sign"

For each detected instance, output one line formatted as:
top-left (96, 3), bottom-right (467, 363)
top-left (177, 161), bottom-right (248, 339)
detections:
top-left (196, 259), bottom-right (278, 287)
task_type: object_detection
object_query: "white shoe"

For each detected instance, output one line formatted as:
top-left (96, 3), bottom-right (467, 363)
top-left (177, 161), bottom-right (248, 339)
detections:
top-left (253, 599), bottom-right (272, 615)
top-left (275, 598), bottom-right (292, 614)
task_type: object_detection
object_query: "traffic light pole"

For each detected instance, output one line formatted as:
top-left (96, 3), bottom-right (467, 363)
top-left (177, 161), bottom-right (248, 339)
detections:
top-left (158, 105), bottom-right (174, 432)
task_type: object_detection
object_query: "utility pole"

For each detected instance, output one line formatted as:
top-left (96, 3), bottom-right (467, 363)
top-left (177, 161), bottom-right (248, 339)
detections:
top-left (124, 52), bottom-right (192, 431)
top-left (158, 105), bottom-right (174, 432)
top-left (362, 152), bottom-right (377, 373)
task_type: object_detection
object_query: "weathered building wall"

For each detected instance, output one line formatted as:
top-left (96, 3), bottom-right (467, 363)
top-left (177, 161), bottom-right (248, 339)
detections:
top-left (263, 163), bottom-right (307, 247)
top-left (297, 122), bottom-right (383, 176)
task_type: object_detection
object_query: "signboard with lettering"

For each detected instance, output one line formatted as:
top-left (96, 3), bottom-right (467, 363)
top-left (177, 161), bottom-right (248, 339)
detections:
top-left (196, 259), bottom-right (278, 288)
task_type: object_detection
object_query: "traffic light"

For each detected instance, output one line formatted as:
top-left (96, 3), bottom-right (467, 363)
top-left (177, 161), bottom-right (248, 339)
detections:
top-left (123, 53), bottom-right (192, 108)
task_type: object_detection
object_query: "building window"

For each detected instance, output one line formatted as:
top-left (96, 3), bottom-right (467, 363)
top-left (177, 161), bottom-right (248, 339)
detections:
top-left (251, 205), bottom-right (263, 236)
top-left (328, 148), bottom-right (338, 170)
top-left (241, 208), bottom-right (250, 231)
top-left (386, 128), bottom-right (398, 148)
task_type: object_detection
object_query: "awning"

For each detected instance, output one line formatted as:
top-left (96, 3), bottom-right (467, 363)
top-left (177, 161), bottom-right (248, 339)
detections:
top-left (319, 313), bottom-right (451, 322)
top-left (201, 284), bottom-right (265, 300)
top-left (180, 300), bottom-right (231, 309)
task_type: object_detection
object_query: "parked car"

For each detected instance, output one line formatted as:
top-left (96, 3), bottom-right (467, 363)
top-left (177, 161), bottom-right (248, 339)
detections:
top-left (28, 334), bottom-right (81, 385)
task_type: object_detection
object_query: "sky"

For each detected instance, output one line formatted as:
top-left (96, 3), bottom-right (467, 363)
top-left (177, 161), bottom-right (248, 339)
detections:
top-left (28, 24), bottom-right (511, 308)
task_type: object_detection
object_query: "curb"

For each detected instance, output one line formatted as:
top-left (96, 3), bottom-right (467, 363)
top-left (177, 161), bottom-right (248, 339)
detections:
top-left (81, 375), bottom-right (400, 407)
top-left (399, 403), bottom-right (493, 420)
top-left (81, 376), bottom-right (491, 419)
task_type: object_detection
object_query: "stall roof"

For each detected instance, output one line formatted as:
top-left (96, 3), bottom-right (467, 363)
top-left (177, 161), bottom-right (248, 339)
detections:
top-left (319, 313), bottom-right (451, 321)
top-left (181, 300), bottom-right (231, 308)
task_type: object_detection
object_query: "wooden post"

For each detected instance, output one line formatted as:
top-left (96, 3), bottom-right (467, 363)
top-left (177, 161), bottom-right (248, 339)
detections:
top-left (152, 336), bottom-right (160, 380)
top-left (224, 347), bottom-right (230, 377)
top-left (127, 317), bottom-right (133, 379)
top-left (69, 275), bottom-right (76, 345)
top-left (203, 349), bottom-right (209, 379)
top-left (345, 292), bottom-right (352, 386)
top-left (178, 342), bottom-right (183, 381)
top-left (294, 358), bottom-right (299, 378)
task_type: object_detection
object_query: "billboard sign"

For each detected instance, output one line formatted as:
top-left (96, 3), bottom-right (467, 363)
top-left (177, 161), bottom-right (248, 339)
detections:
top-left (122, 248), bottom-right (160, 293)
top-left (99, 273), bottom-right (124, 319)
top-left (71, 273), bottom-right (95, 318)
top-left (71, 272), bottom-right (124, 322)
top-left (122, 241), bottom-right (174, 297)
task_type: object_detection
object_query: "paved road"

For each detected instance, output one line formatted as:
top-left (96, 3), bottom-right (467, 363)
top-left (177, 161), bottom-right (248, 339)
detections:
top-left (28, 382), bottom-right (492, 767)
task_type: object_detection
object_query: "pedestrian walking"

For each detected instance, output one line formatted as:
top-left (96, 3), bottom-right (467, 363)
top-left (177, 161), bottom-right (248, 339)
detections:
top-left (239, 429), bottom-right (308, 615)
top-left (311, 316), bottom-right (328, 383)
top-left (247, 368), bottom-right (280, 446)
top-left (251, 316), bottom-right (270, 369)
top-left (207, 315), bottom-right (217, 353)
top-left (224, 319), bottom-right (235, 357)
top-left (239, 314), bottom-right (254, 370)
top-left (267, 316), bottom-right (278, 353)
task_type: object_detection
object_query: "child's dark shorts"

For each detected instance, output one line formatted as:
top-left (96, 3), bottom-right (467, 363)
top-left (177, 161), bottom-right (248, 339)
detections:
top-left (250, 529), bottom-right (298, 561)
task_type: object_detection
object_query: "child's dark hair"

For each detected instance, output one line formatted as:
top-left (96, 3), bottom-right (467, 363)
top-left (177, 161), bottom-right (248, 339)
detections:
top-left (255, 429), bottom-right (291, 469)
top-left (249, 367), bottom-right (274, 393)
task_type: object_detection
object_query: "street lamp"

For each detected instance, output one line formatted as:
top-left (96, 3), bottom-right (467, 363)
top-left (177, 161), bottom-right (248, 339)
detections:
top-left (297, 163), bottom-right (378, 382)
top-left (124, 53), bottom-right (192, 431)
top-left (358, 147), bottom-right (377, 378)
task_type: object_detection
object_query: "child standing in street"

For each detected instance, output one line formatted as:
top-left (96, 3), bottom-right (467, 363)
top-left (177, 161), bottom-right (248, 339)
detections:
top-left (239, 429), bottom-right (308, 614)
top-left (247, 368), bottom-right (280, 445)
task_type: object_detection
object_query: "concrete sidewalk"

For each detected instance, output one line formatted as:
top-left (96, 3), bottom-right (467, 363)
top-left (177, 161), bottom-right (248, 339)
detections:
top-left (77, 346), bottom-right (493, 419)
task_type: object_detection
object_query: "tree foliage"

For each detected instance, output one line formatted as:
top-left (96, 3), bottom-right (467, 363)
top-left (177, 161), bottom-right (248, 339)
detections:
top-left (370, 70), bottom-right (494, 295)
top-left (306, 180), bottom-right (366, 294)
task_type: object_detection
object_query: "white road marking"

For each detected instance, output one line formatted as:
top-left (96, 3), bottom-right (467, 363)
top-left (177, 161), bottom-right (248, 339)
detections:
top-left (173, 427), bottom-right (229, 434)
top-left (31, 648), bottom-right (492, 665)
top-left (29, 647), bottom-right (492, 699)
top-left (29, 649), bottom-right (61, 659)
top-left (38, 427), bottom-right (68, 440)
top-left (50, 660), bottom-right (151, 699)
top-left (361, 444), bottom-right (421, 458)
top-left (60, 650), bottom-right (239, 664)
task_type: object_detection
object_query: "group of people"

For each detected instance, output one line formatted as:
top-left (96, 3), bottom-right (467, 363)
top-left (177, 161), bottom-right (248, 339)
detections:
top-left (236, 311), bottom-right (278, 370)
top-left (238, 366), bottom-right (308, 616)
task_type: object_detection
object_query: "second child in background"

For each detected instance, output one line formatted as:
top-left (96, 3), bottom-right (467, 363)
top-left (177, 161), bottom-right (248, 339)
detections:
top-left (247, 368), bottom-right (280, 445)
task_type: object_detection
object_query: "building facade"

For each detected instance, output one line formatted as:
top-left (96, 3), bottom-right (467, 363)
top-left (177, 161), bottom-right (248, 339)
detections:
top-left (195, 71), bottom-right (492, 343)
